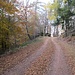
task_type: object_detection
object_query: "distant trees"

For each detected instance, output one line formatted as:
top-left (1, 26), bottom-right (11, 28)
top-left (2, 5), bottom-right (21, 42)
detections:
top-left (57, 0), bottom-right (75, 36)
top-left (45, 0), bottom-right (75, 37)
top-left (45, 0), bottom-right (60, 36)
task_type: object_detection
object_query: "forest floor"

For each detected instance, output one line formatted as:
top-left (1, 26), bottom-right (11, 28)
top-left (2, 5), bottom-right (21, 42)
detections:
top-left (0, 37), bottom-right (75, 75)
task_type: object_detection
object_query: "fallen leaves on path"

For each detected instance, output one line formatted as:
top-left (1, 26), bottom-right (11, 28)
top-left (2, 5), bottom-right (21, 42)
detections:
top-left (57, 38), bottom-right (75, 75)
top-left (0, 37), bottom-right (44, 74)
top-left (25, 38), bottom-right (54, 75)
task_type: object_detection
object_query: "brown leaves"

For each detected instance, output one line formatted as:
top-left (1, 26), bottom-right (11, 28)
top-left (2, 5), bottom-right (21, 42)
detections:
top-left (0, 37), bottom-right (44, 74)
top-left (0, 0), bottom-right (18, 14)
top-left (57, 38), bottom-right (75, 75)
top-left (25, 38), bottom-right (54, 75)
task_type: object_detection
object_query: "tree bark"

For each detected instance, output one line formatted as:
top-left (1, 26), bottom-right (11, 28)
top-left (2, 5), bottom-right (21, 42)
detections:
top-left (25, 8), bottom-right (32, 40)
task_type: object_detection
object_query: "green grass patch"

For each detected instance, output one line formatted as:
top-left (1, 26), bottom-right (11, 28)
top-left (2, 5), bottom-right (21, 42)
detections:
top-left (20, 37), bottom-right (42, 47)
top-left (0, 37), bottom-right (42, 56)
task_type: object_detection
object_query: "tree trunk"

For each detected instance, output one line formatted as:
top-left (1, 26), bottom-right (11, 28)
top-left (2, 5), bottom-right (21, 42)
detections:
top-left (25, 8), bottom-right (31, 40)
top-left (25, 25), bottom-right (32, 40)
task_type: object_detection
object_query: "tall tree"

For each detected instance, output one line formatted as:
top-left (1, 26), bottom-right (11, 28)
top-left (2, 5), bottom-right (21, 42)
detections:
top-left (0, 0), bottom-right (19, 54)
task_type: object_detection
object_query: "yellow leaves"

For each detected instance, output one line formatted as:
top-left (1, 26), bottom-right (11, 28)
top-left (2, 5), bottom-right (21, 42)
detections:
top-left (42, 3), bottom-right (57, 20)
top-left (45, 1), bottom-right (59, 21)
top-left (0, 0), bottom-right (6, 8)
top-left (55, 0), bottom-right (58, 2)
top-left (45, 2), bottom-right (59, 10)
top-left (63, 0), bottom-right (67, 3)
top-left (44, 3), bottom-right (51, 9)
top-left (15, 26), bottom-right (22, 34)
top-left (0, 0), bottom-right (18, 14)
top-left (0, 0), bottom-right (9, 8)
top-left (5, 3), bottom-right (18, 14)
top-left (48, 15), bottom-right (56, 20)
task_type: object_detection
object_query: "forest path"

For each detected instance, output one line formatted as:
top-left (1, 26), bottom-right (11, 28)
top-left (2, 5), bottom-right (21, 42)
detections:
top-left (44, 37), bottom-right (72, 75)
top-left (2, 37), bottom-right (49, 75)
top-left (1, 37), bottom-right (72, 75)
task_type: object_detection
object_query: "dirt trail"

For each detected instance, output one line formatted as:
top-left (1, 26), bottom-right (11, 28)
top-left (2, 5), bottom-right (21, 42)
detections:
top-left (1, 37), bottom-right (72, 75)
top-left (45, 37), bottom-right (72, 75)
top-left (2, 38), bottom-right (49, 75)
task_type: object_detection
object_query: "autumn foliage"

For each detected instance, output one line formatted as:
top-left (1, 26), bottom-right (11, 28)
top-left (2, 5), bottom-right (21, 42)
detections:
top-left (0, 0), bottom-right (46, 54)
